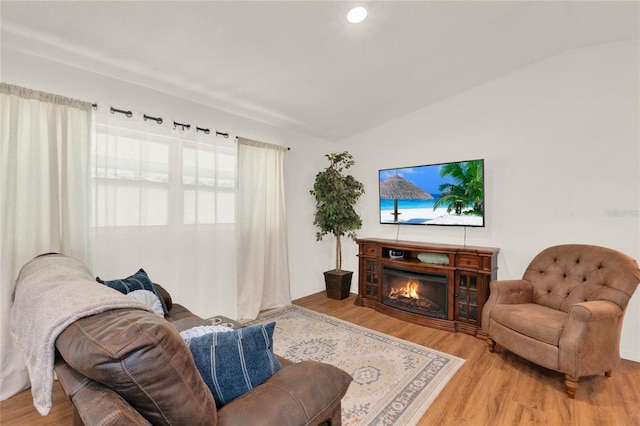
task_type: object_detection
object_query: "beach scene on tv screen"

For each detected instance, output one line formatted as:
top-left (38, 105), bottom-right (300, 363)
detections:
top-left (379, 160), bottom-right (484, 226)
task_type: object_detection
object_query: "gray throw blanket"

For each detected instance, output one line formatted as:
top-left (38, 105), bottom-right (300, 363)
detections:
top-left (10, 254), bottom-right (153, 415)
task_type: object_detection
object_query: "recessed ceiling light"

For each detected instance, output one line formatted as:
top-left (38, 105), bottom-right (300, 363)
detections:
top-left (347, 6), bottom-right (367, 24)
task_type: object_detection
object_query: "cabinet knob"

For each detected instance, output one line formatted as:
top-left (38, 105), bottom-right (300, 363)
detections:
top-left (465, 259), bottom-right (470, 264)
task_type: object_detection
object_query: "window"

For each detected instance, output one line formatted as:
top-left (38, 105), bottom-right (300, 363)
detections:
top-left (182, 143), bottom-right (236, 225)
top-left (91, 121), bottom-right (235, 228)
top-left (90, 111), bottom-right (238, 320)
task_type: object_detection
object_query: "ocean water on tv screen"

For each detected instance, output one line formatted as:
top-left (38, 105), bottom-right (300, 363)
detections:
top-left (380, 198), bottom-right (439, 210)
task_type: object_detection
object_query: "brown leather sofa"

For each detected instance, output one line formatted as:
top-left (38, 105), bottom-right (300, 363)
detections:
top-left (54, 284), bottom-right (352, 425)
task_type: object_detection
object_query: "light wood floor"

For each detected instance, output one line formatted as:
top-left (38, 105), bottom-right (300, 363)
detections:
top-left (2, 292), bottom-right (639, 425)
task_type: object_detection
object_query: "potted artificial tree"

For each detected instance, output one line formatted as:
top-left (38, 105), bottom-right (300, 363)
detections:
top-left (310, 151), bottom-right (365, 300)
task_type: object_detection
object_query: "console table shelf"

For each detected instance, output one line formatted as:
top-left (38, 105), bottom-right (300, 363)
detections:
top-left (354, 238), bottom-right (499, 338)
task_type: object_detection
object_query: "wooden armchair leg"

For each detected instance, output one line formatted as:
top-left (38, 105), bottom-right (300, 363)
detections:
top-left (486, 337), bottom-right (496, 353)
top-left (565, 374), bottom-right (579, 398)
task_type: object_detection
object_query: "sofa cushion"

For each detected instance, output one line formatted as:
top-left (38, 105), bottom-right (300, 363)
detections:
top-left (216, 360), bottom-right (352, 426)
top-left (56, 308), bottom-right (217, 426)
top-left (491, 303), bottom-right (567, 346)
top-left (97, 269), bottom-right (169, 315)
top-left (166, 303), bottom-right (211, 331)
top-left (184, 322), bottom-right (282, 408)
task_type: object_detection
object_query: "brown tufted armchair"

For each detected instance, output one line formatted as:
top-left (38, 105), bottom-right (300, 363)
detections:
top-left (482, 244), bottom-right (640, 398)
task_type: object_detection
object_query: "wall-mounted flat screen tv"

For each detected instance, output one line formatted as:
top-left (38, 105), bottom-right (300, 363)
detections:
top-left (379, 159), bottom-right (485, 227)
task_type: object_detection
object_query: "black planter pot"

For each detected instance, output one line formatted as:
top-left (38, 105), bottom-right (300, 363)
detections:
top-left (323, 270), bottom-right (353, 300)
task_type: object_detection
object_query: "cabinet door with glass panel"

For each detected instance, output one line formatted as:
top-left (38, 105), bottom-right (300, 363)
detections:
top-left (361, 258), bottom-right (380, 300)
top-left (455, 272), bottom-right (479, 323)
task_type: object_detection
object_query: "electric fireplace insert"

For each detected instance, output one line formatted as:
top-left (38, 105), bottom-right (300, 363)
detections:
top-left (381, 266), bottom-right (448, 319)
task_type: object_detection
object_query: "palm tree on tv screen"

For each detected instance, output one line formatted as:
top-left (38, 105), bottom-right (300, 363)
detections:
top-left (433, 160), bottom-right (484, 215)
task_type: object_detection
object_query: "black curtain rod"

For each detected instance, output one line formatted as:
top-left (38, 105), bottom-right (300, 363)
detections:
top-left (173, 120), bottom-right (190, 131)
top-left (110, 106), bottom-right (132, 118)
top-left (144, 114), bottom-right (163, 125)
top-left (94, 103), bottom-right (230, 137)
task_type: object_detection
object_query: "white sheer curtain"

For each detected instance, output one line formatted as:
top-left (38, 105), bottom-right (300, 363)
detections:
top-left (91, 107), bottom-right (237, 320)
top-left (236, 137), bottom-right (290, 320)
top-left (0, 83), bottom-right (92, 400)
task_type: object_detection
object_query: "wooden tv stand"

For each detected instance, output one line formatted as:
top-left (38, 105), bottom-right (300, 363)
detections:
top-left (354, 238), bottom-right (499, 338)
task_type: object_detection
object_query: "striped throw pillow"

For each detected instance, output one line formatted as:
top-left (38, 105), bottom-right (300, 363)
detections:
top-left (184, 322), bottom-right (282, 408)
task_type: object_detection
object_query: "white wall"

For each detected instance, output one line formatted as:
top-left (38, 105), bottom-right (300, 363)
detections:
top-left (4, 39), bottom-right (639, 360)
top-left (1, 47), bottom-right (336, 317)
top-left (341, 40), bottom-right (640, 361)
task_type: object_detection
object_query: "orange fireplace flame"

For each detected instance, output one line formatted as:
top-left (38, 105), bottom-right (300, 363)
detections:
top-left (389, 280), bottom-right (420, 300)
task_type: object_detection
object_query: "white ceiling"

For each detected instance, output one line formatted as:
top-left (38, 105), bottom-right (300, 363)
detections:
top-left (2, 1), bottom-right (638, 141)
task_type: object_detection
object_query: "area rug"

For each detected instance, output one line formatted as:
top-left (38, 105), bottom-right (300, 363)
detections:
top-left (247, 305), bottom-right (465, 426)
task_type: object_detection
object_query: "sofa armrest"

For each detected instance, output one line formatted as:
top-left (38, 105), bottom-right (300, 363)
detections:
top-left (55, 360), bottom-right (151, 426)
top-left (559, 300), bottom-right (624, 377)
top-left (56, 308), bottom-right (217, 426)
top-left (482, 280), bottom-right (533, 333)
top-left (566, 300), bottom-right (622, 323)
top-left (216, 361), bottom-right (352, 426)
top-left (72, 381), bottom-right (152, 426)
top-left (489, 280), bottom-right (533, 304)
